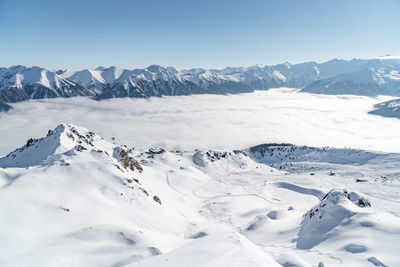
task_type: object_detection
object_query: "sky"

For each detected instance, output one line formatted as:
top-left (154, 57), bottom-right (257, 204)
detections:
top-left (0, 0), bottom-right (399, 70)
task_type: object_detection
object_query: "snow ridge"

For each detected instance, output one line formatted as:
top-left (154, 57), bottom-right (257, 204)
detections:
top-left (0, 124), bottom-right (114, 168)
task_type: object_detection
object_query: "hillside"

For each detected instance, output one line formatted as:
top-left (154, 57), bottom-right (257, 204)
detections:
top-left (0, 125), bottom-right (399, 266)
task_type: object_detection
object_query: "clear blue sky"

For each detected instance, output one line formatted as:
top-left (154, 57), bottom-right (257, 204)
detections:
top-left (0, 0), bottom-right (399, 70)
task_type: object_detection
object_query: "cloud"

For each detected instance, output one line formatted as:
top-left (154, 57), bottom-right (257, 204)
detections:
top-left (0, 88), bottom-right (398, 156)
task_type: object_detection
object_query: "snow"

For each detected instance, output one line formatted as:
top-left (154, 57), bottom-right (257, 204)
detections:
top-left (297, 189), bottom-right (371, 249)
top-left (129, 233), bottom-right (281, 267)
top-left (0, 124), bottom-right (189, 266)
top-left (328, 68), bottom-right (384, 85)
top-left (3, 66), bottom-right (69, 90)
top-left (273, 70), bottom-right (286, 82)
top-left (100, 66), bottom-right (133, 84)
top-left (65, 69), bottom-right (106, 87)
top-left (0, 124), bottom-right (113, 168)
top-left (0, 90), bottom-right (399, 266)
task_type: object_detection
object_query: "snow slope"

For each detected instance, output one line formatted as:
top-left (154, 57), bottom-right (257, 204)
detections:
top-left (0, 124), bottom-right (399, 266)
top-left (0, 124), bottom-right (190, 266)
top-left (63, 69), bottom-right (108, 93)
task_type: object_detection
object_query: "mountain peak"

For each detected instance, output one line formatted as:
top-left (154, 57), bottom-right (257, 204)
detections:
top-left (297, 189), bottom-right (371, 249)
top-left (0, 124), bottom-right (113, 168)
top-left (166, 66), bottom-right (178, 74)
top-left (146, 65), bottom-right (167, 73)
top-left (95, 66), bottom-right (106, 71)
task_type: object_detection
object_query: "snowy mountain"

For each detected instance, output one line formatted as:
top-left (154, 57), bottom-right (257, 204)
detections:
top-left (1, 57), bottom-right (400, 105)
top-left (61, 69), bottom-right (110, 93)
top-left (369, 98), bottom-right (400, 118)
top-left (0, 66), bottom-right (94, 103)
top-left (297, 189), bottom-right (371, 249)
top-left (302, 59), bottom-right (400, 96)
top-left (93, 65), bottom-right (208, 99)
top-left (1, 125), bottom-right (399, 266)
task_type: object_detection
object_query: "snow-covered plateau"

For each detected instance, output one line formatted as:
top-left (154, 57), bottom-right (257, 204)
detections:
top-left (0, 89), bottom-right (399, 267)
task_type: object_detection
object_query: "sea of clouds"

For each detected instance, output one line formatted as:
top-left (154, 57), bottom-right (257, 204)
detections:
top-left (0, 88), bottom-right (398, 156)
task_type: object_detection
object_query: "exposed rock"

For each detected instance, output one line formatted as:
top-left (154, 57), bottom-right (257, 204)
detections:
top-left (118, 149), bottom-right (143, 172)
top-left (76, 145), bottom-right (87, 152)
top-left (153, 195), bottom-right (162, 205)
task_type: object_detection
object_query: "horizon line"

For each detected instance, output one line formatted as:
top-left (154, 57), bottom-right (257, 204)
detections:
top-left (2, 55), bottom-right (400, 72)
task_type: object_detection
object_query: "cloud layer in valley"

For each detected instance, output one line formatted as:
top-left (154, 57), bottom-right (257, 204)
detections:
top-left (0, 88), bottom-right (398, 156)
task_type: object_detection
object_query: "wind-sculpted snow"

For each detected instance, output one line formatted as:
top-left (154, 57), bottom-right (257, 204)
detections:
top-left (0, 124), bottom-right (400, 266)
top-left (2, 58), bottom-right (400, 105)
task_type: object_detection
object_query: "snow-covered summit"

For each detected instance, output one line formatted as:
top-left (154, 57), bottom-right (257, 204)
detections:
top-left (297, 189), bottom-right (371, 249)
top-left (0, 125), bottom-right (180, 266)
top-left (302, 59), bottom-right (400, 96)
top-left (64, 69), bottom-right (107, 92)
top-left (0, 124), bottom-right (113, 168)
top-left (0, 66), bottom-right (92, 103)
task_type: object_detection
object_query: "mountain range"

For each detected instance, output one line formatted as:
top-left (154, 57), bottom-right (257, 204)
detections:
top-left (1, 57), bottom-right (400, 106)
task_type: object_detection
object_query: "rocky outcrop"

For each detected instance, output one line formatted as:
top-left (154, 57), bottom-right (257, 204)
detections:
top-left (118, 148), bottom-right (143, 172)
